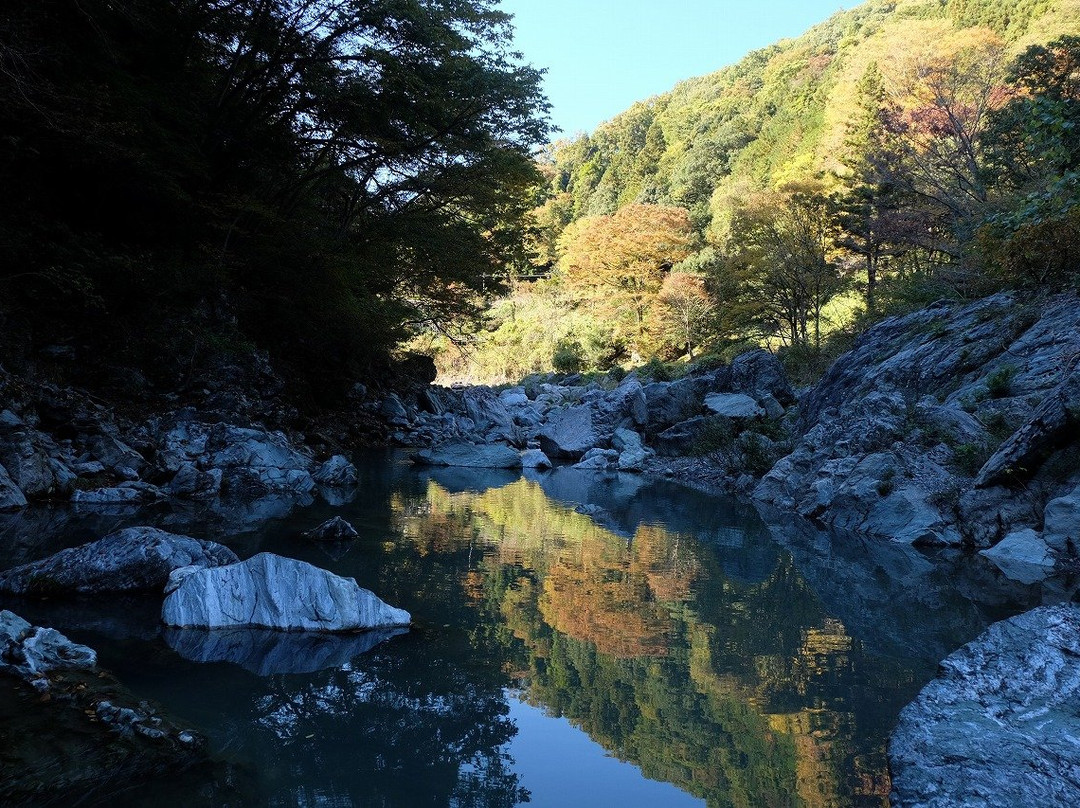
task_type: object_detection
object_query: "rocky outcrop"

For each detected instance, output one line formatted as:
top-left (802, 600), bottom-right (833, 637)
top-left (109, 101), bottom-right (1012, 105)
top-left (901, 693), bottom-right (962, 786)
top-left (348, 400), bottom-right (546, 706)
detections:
top-left (161, 553), bottom-right (411, 631)
top-left (890, 605), bottom-right (1080, 808)
top-left (0, 526), bottom-right (238, 596)
top-left (755, 293), bottom-right (1080, 561)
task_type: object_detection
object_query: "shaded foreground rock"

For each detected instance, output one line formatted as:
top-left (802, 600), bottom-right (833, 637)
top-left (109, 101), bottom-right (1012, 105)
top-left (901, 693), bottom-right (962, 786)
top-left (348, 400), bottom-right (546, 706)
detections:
top-left (164, 625), bottom-right (408, 675)
top-left (0, 526), bottom-right (239, 596)
top-left (890, 605), bottom-right (1080, 808)
top-left (162, 552), bottom-right (411, 631)
top-left (1, 610), bottom-right (210, 805)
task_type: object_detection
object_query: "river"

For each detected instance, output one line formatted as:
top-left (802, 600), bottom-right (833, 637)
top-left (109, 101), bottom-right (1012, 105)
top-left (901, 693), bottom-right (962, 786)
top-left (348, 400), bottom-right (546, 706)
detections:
top-left (0, 451), bottom-right (1048, 806)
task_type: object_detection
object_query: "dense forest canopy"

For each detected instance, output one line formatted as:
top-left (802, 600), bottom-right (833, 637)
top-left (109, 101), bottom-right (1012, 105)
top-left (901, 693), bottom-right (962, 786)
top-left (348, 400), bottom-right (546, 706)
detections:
top-left (431, 0), bottom-right (1080, 383)
top-left (0, 0), bottom-right (550, 400)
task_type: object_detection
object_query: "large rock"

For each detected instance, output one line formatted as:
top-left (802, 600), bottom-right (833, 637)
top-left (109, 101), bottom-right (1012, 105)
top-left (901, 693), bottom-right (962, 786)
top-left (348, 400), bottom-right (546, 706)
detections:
top-left (0, 526), bottom-right (238, 596)
top-left (412, 442), bottom-right (523, 469)
top-left (704, 392), bottom-right (764, 419)
top-left (313, 454), bottom-right (358, 488)
top-left (206, 423), bottom-right (316, 497)
top-left (538, 405), bottom-right (598, 460)
top-left (0, 409), bottom-right (71, 498)
top-left (0, 462), bottom-right (28, 511)
top-left (642, 376), bottom-right (711, 432)
top-left (890, 605), bottom-right (1080, 808)
top-left (979, 528), bottom-right (1056, 584)
top-left (162, 553), bottom-right (411, 632)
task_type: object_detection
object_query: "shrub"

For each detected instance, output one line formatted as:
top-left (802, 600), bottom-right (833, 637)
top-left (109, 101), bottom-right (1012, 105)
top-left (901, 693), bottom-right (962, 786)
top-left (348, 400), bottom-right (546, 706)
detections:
top-left (985, 364), bottom-right (1018, 398)
top-left (552, 339), bottom-right (583, 374)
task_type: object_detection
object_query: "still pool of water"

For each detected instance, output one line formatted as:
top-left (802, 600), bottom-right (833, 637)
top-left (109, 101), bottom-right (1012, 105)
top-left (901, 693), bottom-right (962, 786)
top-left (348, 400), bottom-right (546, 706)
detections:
top-left (1, 452), bottom-right (1047, 806)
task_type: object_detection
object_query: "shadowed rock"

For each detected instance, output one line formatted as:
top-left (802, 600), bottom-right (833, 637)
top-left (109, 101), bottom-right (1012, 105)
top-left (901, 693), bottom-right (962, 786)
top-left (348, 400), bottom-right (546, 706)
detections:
top-left (0, 526), bottom-right (238, 596)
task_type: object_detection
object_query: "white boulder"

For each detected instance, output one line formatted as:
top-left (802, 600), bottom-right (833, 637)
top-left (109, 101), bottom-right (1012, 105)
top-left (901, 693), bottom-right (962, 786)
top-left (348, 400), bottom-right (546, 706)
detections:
top-left (162, 553), bottom-right (411, 632)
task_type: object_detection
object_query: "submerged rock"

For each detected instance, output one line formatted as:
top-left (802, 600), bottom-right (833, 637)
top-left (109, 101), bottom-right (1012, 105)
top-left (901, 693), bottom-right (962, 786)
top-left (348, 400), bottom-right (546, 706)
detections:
top-left (303, 516), bottom-right (360, 542)
top-left (0, 611), bottom-right (210, 805)
top-left (890, 605), bottom-right (1080, 808)
top-left (0, 526), bottom-right (238, 596)
top-left (161, 553), bottom-right (411, 631)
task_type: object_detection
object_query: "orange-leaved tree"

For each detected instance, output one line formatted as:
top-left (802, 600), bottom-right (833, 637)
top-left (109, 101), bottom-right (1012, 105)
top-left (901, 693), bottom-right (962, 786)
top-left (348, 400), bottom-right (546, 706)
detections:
top-left (557, 204), bottom-right (693, 358)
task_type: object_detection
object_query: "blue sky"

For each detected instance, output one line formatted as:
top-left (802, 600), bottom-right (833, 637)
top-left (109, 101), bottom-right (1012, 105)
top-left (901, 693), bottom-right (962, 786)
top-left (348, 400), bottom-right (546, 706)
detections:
top-left (500, 0), bottom-right (849, 137)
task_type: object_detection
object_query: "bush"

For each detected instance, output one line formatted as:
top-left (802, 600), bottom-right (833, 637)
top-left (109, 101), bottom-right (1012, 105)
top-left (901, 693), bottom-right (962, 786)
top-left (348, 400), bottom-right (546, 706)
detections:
top-left (985, 364), bottom-right (1018, 398)
top-left (552, 339), bottom-right (584, 374)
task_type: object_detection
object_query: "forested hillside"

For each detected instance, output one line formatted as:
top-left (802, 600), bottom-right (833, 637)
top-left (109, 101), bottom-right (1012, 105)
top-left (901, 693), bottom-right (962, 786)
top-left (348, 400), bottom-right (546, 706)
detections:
top-left (431, 0), bottom-right (1080, 383)
top-left (0, 0), bottom-right (549, 403)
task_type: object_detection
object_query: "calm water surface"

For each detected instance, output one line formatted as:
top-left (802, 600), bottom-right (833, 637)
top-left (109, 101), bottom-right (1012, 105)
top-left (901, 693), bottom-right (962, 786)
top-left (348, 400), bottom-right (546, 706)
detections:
top-left (2, 452), bottom-right (1047, 807)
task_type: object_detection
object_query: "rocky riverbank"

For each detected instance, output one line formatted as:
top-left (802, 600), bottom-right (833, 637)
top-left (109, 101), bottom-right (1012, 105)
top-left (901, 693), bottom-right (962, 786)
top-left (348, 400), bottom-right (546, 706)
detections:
top-left (386, 291), bottom-right (1080, 587)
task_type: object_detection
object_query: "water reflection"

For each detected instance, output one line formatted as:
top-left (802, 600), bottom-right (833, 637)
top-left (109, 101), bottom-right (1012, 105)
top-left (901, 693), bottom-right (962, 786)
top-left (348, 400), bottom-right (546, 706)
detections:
top-left (2, 456), bottom-right (1047, 806)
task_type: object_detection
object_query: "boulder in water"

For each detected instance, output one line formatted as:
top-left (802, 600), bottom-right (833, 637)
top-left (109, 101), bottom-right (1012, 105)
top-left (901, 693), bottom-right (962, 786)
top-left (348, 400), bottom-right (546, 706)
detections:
top-left (161, 553), bottom-right (411, 632)
top-left (0, 526), bottom-right (238, 596)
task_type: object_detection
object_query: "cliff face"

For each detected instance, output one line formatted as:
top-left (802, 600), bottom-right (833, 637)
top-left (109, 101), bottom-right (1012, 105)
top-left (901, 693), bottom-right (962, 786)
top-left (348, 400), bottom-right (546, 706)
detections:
top-left (755, 292), bottom-right (1080, 570)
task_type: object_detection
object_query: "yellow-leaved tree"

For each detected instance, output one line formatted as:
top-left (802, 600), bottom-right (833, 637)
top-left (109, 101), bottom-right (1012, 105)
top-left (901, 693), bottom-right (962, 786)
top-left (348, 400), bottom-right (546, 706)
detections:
top-left (557, 204), bottom-right (693, 359)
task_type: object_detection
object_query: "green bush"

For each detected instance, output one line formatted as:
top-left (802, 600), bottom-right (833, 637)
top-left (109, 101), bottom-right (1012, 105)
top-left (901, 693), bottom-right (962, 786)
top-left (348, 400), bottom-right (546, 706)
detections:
top-left (985, 364), bottom-right (1018, 398)
top-left (552, 339), bottom-right (584, 374)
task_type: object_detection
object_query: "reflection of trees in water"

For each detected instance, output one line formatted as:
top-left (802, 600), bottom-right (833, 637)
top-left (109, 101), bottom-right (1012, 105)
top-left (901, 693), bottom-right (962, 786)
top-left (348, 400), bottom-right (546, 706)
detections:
top-left (236, 641), bottom-right (528, 808)
top-left (399, 478), bottom-right (910, 807)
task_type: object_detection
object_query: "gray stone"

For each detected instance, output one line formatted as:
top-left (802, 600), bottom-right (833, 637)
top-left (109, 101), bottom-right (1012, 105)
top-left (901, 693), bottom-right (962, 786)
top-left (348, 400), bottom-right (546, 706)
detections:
top-left (412, 442), bottom-right (523, 469)
top-left (71, 485), bottom-right (155, 506)
top-left (728, 349), bottom-right (795, 405)
top-left (538, 405), bottom-right (598, 460)
top-left (162, 553), bottom-right (411, 632)
top-left (168, 462), bottom-right (222, 500)
top-left (303, 516), bottom-right (360, 542)
top-left (890, 605), bottom-right (1080, 808)
top-left (0, 463), bottom-right (28, 511)
top-left (1044, 486), bottom-right (1080, 554)
top-left (979, 528), bottom-right (1056, 584)
top-left (704, 392), bottom-right (764, 419)
top-left (653, 417), bottom-right (711, 456)
top-left (520, 448), bottom-right (552, 469)
top-left (642, 376), bottom-right (711, 431)
top-left (573, 448), bottom-right (618, 470)
top-left (0, 410), bottom-right (70, 498)
top-left (380, 393), bottom-right (410, 425)
top-left (0, 526), bottom-right (238, 596)
top-left (314, 455), bottom-right (358, 488)
top-left (85, 433), bottom-right (146, 474)
top-left (207, 424), bottom-right (316, 497)
top-left (0, 610), bottom-right (97, 682)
